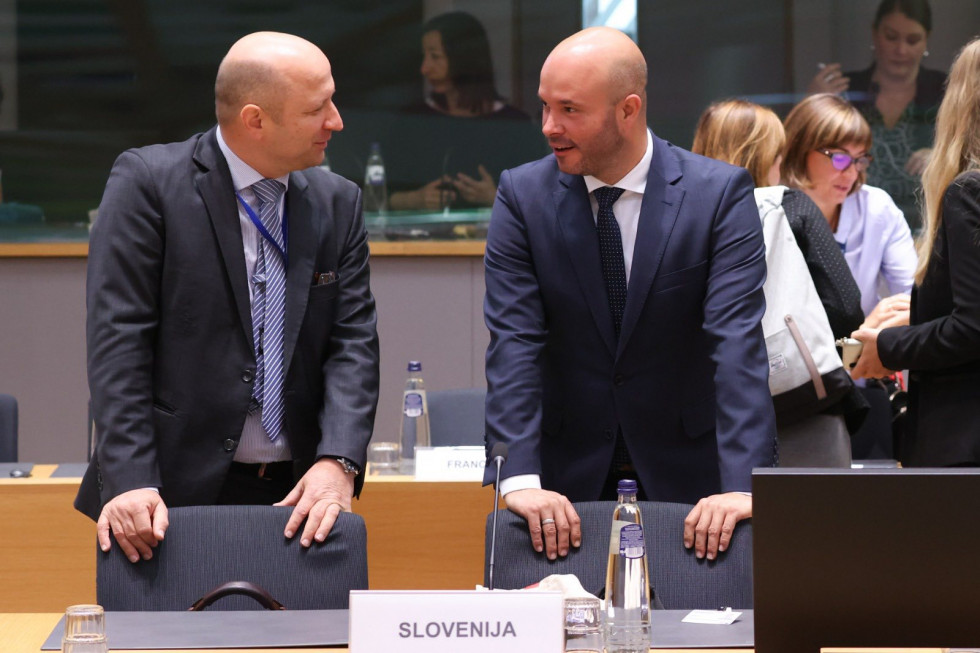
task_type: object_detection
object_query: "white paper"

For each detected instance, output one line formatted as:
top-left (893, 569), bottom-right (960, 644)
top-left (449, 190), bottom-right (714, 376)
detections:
top-left (681, 609), bottom-right (742, 625)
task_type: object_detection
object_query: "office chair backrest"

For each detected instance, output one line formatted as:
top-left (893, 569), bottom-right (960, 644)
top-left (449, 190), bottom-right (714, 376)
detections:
top-left (0, 393), bottom-right (18, 462)
top-left (427, 387), bottom-right (486, 447)
top-left (485, 501), bottom-right (753, 609)
top-left (97, 505), bottom-right (368, 610)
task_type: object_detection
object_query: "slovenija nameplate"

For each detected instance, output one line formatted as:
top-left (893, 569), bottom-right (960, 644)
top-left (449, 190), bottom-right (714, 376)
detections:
top-left (349, 590), bottom-right (563, 652)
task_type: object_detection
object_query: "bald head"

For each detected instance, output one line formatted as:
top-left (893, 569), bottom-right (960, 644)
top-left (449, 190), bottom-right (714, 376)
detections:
top-left (215, 32), bottom-right (329, 125)
top-left (547, 27), bottom-right (647, 107)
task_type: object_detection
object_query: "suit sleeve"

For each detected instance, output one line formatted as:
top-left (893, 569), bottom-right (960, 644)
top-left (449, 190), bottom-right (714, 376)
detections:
top-left (87, 150), bottom-right (165, 499)
top-left (879, 175), bottom-right (980, 370)
top-left (702, 169), bottom-right (778, 491)
top-left (482, 169), bottom-right (547, 484)
top-left (315, 185), bottom-right (380, 473)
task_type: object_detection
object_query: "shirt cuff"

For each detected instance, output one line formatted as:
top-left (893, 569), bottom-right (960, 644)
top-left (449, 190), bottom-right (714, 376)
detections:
top-left (499, 474), bottom-right (542, 496)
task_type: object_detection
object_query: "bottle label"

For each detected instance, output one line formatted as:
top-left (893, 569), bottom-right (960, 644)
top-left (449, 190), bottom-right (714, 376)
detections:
top-left (403, 392), bottom-right (423, 417)
top-left (366, 164), bottom-right (385, 185)
top-left (618, 523), bottom-right (645, 559)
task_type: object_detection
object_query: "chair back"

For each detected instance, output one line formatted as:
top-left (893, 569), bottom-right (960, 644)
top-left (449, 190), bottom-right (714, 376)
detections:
top-left (97, 505), bottom-right (368, 610)
top-left (485, 501), bottom-right (753, 609)
top-left (427, 387), bottom-right (486, 447)
top-left (0, 394), bottom-right (18, 462)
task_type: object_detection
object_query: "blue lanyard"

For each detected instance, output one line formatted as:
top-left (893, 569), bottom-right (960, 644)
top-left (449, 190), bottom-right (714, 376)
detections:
top-left (236, 192), bottom-right (289, 268)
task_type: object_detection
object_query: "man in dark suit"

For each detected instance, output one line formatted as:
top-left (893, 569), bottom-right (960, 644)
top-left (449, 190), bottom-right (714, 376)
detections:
top-left (76, 32), bottom-right (380, 564)
top-left (483, 28), bottom-right (776, 561)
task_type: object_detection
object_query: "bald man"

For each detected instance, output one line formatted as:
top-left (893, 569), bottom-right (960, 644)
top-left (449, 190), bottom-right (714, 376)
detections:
top-left (76, 32), bottom-right (379, 564)
top-left (483, 28), bottom-right (777, 561)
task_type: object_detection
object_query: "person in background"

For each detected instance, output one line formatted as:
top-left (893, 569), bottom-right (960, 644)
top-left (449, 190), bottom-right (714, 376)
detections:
top-left (807, 0), bottom-right (944, 232)
top-left (483, 28), bottom-right (776, 564)
top-left (388, 11), bottom-right (541, 210)
top-left (76, 32), bottom-right (380, 563)
top-left (692, 99), bottom-right (864, 339)
top-left (851, 38), bottom-right (980, 468)
top-left (782, 93), bottom-right (916, 318)
top-left (693, 98), bottom-right (866, 466)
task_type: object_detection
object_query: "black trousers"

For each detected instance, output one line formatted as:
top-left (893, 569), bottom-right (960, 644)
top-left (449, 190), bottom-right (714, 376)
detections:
top-left (216, 461), bottom-right (295, 505)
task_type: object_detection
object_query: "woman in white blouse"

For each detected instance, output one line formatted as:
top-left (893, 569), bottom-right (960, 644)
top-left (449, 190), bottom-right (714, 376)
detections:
top-left (781, 93), bottom-right (917, 316)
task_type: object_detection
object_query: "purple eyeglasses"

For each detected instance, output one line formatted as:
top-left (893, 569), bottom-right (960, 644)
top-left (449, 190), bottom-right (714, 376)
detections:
top-left (816, 148), bottom-right (873, 172)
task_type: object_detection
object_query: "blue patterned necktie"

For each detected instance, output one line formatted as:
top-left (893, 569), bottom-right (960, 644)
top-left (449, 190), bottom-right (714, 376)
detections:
top-left (594, 186), bottom-right (627, 338)
top-left (250, 178), bottom-right (287, 441)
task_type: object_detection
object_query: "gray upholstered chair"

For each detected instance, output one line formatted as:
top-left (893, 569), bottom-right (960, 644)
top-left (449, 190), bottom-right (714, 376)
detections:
top-left (97, 505), bottom-right (368, 610)
top-left (427, 387), bottom-right (486, 447)
top-left (0, 393), bottom-right (18, 463)
top-left (485, 501), bottom-right (753, 609)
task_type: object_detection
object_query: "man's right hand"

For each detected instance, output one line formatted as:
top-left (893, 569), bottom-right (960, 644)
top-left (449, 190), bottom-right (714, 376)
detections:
top-left (503, 488), bottom-right (581, 560)
top-left (97, 489), bottom-right (169, 563)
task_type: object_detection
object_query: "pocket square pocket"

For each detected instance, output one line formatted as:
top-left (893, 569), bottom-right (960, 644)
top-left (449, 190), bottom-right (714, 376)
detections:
top-left (313, 271), bottom-right (338, 286)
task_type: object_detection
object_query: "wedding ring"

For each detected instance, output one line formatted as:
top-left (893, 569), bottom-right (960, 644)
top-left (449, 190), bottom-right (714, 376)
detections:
top-left (824, 73), bottom-right (835, 82)
top-left (541, 518), bottom-right (556, 526)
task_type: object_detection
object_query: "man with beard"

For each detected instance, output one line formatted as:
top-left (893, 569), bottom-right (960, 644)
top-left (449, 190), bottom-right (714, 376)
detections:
top-left (482, 28), bottom-right (776, 562)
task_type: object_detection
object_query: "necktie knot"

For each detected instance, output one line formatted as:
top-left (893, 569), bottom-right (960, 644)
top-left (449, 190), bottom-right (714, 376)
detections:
top-left (252, 178), bottom-right (285, 209)
top-left (594, 186), bottom-right (625, 212)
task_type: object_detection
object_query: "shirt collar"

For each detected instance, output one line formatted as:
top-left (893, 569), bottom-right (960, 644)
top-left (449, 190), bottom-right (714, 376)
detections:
top-left (583, 129), bottom-right (654, 196)
top-left (215, 126), bottom-right (290, 193)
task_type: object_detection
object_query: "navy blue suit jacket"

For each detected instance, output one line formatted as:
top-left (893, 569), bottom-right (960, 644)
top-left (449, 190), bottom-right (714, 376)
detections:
top-left (483, 133), bottom-right (777, 503)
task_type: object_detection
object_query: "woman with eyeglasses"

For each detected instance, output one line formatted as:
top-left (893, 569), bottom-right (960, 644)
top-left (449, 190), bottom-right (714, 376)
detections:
top-left (782, 93), bottom-right (917, 318)
top-left (849, 38), bottom-right (980, 467)
top-left (807, 0), bottom-right (944, 232)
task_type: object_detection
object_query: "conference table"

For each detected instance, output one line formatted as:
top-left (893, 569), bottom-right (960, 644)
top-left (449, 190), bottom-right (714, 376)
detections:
top-left (0, 613), bottom-right (953, 653)
top-left (0, 464), bottom-right (495, 613)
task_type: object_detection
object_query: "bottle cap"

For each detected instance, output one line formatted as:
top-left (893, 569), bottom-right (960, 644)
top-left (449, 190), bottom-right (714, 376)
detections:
top-left (407, 361), bottom-right (422, 372)
top-left (617, 479), bottom-right (638, 493)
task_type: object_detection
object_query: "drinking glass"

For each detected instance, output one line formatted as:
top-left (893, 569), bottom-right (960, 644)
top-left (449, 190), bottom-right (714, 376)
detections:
top-left (367, 441), bottom-right (400, 475)
top-left (563, 596), bottom-right (602, 652)
top-left (62, 604), bottom-right (107, 653)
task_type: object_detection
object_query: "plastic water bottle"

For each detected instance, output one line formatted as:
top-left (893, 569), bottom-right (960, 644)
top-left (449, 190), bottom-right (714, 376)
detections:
top-left (604, 479), bottom-right (651, 653)
top-left (363, 142), bottom-right (387, 213)
top-left (398, 361), bottom-right (430, 474)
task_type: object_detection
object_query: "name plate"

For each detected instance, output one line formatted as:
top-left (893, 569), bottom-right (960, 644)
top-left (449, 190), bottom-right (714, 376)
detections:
top-left (349, 590), bottom-right (564, 652)
top-left (414, 446), bottom-right (486, 481)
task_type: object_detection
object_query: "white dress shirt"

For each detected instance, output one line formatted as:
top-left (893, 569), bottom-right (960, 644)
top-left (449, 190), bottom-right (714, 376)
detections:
top-left (499, 130), bottom-right (654, 497)
top-left (835, 184), bottom-right (917, 316)
top-left (216, 127), bottom-right (293, 464)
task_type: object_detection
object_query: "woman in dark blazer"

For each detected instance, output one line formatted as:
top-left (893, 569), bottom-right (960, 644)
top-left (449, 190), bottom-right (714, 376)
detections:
top-left (851, 38), bottom-right (980, 466)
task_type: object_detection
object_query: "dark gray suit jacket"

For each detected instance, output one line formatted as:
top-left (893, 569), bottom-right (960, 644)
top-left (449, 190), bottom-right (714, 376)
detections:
top-left (75, 127), bottom-right (380, 520)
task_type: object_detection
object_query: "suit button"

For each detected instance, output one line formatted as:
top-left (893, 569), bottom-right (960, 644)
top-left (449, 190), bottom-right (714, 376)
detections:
top-left (242, 369), bottom-right (254, 383)
top-left (223, 439), bottom-right (238, 452)
top-left (614, 374), bottom-right (624, 386)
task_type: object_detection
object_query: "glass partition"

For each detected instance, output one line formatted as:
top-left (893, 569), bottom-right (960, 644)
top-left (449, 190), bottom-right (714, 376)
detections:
top-left (0, 0), bottom-right (976, 247)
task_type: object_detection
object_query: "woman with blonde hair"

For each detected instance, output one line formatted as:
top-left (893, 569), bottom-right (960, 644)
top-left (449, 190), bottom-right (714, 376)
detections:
top-left (782, 93), bottom-right (917, 318)
top-left (851, 38), bottom-right (980, 467)
top-left (693, 99), bottom-right (867, 466)
top-left (693, 99), bottom-right (864, 339)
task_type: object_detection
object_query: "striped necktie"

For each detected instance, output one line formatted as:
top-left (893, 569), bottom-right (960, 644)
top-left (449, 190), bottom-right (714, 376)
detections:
top-left (250, 178), bottom-right (287, 441)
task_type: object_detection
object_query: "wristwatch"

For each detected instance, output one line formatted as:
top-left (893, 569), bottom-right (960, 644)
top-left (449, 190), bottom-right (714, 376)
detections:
top-left (326, 456), bottom-right (361, 476)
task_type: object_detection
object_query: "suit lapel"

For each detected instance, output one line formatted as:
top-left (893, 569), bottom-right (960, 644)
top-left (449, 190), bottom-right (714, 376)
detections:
top-left (194, 130), bottom-right (253, 345)
top-left (618, 137), bottom-right (685, 352)
top-left (554, 172), bottom-right (618, 356)
top-left (282, 172), bottom-right (317, 377)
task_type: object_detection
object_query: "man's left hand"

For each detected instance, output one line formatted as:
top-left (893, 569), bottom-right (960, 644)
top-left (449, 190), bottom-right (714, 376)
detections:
top-left (683, 492), bottom-right (752, 560)
top-left (275, 458), bottom-right (354, 547)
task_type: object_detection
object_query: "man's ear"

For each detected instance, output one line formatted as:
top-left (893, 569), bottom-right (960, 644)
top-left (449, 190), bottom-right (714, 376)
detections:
top-left (620, 94), bottom-right (642, 123)
top-left (240, 104), bottom-right (265, 137)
